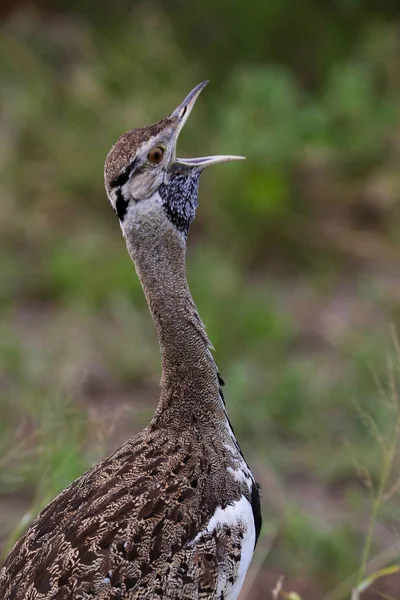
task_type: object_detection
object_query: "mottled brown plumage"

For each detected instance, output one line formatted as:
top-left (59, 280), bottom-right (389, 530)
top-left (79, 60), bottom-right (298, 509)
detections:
top-left (1, 429), bottom-right (251, 599)
top-left (0, 82), bottom-right (261, 600)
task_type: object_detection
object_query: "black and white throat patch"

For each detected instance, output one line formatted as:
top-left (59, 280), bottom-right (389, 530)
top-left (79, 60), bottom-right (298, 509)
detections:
top-left (110, 163), bottom-right (201, 235)
top-left (158, 167), bottom-right (201, 237)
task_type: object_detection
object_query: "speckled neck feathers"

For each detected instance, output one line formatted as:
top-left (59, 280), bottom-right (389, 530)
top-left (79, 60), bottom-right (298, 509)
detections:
top-left (159, 166), bottom-right (201, 237)
top-left (123, 190), bottom-right (223, 429)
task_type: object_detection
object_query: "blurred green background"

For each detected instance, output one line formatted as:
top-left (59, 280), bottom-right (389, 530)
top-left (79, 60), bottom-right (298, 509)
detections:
top-left (1, 1), bottom-right (400, 597)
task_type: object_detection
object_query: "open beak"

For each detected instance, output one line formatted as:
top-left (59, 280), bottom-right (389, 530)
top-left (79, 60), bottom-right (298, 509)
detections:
top-left (170, 81), bottom-right (245, 168)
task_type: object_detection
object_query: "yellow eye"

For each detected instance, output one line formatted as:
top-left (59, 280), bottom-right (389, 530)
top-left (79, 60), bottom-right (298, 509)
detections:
top-left (148, 146), bottom-right (165, 164)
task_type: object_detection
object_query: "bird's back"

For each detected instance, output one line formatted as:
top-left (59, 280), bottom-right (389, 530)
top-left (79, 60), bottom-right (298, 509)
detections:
top-left (0, 425), bottom-right (259, 599)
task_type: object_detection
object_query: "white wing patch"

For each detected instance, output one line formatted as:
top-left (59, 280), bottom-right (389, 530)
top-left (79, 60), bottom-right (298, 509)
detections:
top-left (190, 496), bottom-right (255, 600)
top-left (227, 466), bottom-right (253, 493)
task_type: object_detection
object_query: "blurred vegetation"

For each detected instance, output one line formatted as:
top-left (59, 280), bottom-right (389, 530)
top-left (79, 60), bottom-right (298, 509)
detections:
top-left (1, 1), bottom-right (400, 597)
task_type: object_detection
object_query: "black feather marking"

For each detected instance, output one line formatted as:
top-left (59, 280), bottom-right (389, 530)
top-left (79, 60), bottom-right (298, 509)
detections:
top-left (250, 481), bottom-right (262, 548)
top-left (115, 189), bottom-right (129, 221)
top-left (219, 387), bottom-right (226, 407)
top-left (159, 167), bottom-right (201, 236)
top-left (110, 158), bottom-right (137, 189)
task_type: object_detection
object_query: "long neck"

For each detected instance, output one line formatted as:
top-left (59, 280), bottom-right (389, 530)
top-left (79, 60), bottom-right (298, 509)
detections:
top-left (124, 202), bottom-right (224, 429)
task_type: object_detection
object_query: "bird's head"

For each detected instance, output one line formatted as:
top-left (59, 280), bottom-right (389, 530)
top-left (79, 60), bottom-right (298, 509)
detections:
top-left (104, 81), bottom-right (244, 241)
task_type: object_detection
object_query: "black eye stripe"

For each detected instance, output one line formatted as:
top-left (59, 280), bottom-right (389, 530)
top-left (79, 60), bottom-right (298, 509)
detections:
top-left (110, 158), bottom-right (138, 189)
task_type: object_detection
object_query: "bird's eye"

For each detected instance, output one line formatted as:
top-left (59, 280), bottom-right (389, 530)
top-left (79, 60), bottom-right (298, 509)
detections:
top-left (148, 146), bottom-right (165, 164)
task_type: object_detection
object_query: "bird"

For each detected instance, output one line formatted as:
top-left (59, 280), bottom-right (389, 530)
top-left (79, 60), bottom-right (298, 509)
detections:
top-left (0, 81), bottom-right (261, 600)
